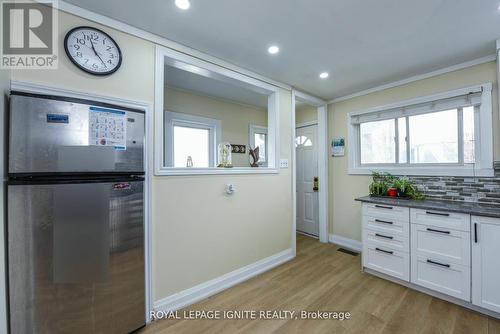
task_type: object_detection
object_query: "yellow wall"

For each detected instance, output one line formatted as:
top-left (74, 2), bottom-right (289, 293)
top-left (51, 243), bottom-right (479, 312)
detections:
top-left (328, 61), bottom-right (499, 242)
top-left (11, 10), bottom-right (293, 303)
top-left (164, 87), bottom-right (267, 167)
top-left (295, 104), bottom-right (317, 124)
top-left (153, 88), bottom-right (292, 296)
top-left (0, 68), bottom-right (10, 334)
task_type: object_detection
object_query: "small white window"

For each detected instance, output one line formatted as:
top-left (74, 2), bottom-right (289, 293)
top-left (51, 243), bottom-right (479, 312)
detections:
top-left (165, 111), bottom-right (221, 168)
top-left (173, 126), bottom-right (210, 167)
top-left (348, 84), bottom-right (493, 176)
top-left (249, 124), bottom-right (268, 166)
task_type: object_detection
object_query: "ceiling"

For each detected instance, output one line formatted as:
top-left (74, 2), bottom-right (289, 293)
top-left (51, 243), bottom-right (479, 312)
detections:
top-left (66, 0), bottom-right (500, 100)
top-left (164, 64), bottom-right (268, 108)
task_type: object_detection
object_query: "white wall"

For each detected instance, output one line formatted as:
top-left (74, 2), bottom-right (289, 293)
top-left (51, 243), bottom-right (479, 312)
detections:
top-left (164, 87), bottom-right (268, 167)
top-left (328, 61), bottom-right (499, 242)
top-left (12, 9), bottom-right (293, 305)
top-left (0, 68), bottom-right (10, 334)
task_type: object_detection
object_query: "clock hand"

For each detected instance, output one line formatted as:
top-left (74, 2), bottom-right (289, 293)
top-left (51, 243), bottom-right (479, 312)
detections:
top-left (89, 38), bottom-right (107, 68)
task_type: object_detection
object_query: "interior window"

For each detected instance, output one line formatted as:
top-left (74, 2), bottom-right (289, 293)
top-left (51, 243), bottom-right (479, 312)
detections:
top-left (161, 58), bottom-right (274, 170)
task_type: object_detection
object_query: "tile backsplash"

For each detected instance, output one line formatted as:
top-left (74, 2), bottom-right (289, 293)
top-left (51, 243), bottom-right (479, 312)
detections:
top-left (407, 162), bottom-right (500, 206)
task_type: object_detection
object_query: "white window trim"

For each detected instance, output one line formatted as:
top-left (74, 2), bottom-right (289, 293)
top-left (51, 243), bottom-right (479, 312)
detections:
top-left (154, 45), bottom-right (280, 175)
top-left (165, 111), bottom-right (221, 168)
top-left (248, 124), bottom-right (268, 166)
top-left (347, 83), bottom-right (493, 177)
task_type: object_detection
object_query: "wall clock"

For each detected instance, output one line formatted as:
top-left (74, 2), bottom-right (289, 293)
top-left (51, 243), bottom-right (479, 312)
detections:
top-left (64, 26), bottom-right (122, 76)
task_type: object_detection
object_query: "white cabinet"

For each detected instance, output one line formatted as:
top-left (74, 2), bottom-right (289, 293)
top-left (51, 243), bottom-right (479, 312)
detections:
top-left (361, 201), bottom-right (500, 316)
top-left (472, 215), bottom-right (500, 313)
top-left (363, 243), bottom-right (409, 280)
top-left (410, 208), bottom-right (471, 301)
top-left (362, 203), bottom-right (410, 281)
top-left (411, 208), bottom-right (470, 232)
top-left (411, 224), bottom-right (470, 266)
top-left (411, 255), bottom-right (470, 301)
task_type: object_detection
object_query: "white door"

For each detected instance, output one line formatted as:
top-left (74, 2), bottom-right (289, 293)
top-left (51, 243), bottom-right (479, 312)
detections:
top-left (472, 215), bottom-right (500, 313)
top-left (296, 125), bottom-right (319, 236)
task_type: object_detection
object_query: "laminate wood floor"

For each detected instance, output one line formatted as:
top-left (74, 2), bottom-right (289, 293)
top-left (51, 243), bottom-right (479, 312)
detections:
top-left (140, 234), bottom-right (500, 334)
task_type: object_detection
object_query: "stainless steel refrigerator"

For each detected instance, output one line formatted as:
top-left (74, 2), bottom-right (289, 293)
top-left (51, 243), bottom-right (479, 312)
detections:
top-left (7, 92), bottom-right (146, 334)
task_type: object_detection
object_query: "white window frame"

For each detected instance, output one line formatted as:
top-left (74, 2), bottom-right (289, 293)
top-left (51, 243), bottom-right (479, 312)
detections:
top-left (347, 83), bottom-right (493, 177)
top-left (248, 124), bottom-right (268, 166)
top-left (155, 45), bottom-right (280, 175)
top-left (165, 111), bottom-right (221, 168)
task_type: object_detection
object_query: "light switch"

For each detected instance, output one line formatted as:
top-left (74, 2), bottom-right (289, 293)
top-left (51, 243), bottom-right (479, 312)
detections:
top-left (279, 159), bottom-right (289, 168)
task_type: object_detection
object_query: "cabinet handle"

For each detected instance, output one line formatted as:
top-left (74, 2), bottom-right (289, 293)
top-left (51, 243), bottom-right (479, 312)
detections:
top-left (426, 259), bottom-right (450, 268)
top-left (426, 228), bottom-right (450, 234)
top-left (474, 223), bottom-right (478, 243)
top-left (375, 233), bottom-right (393, 240)
top-left (375, 248), bottom-right (393, 255)
top-left (425, 211), bottom-right (450, 217)
top-left (375, 219), bottom-right (393, 225)
top-left (375, 205), bottom-right (393, 210)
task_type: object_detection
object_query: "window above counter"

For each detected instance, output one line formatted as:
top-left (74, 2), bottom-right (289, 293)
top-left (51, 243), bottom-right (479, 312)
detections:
top-left (347, 83), bottom-right (493, 177)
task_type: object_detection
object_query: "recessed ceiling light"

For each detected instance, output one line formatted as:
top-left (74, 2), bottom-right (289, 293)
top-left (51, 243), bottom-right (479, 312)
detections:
top-left (498, 4), bottom-right (500, 10)
top-left (319, 72), bottom-right (329, 79)
top-left (268, 45), bottom-right (280, 55)
top-left (175, 0), bottom-right (191, 10)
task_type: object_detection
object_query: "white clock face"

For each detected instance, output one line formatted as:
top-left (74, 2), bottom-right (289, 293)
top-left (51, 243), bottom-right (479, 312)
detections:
top-left (65, 27), bottom-right (122, 75)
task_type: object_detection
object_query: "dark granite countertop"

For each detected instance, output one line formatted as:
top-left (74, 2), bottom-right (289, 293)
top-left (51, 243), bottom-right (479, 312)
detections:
top-left (355, 196), bottom-right (500, 219)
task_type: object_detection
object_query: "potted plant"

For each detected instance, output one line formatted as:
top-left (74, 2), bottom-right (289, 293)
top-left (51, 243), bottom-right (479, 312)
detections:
top-left (369, 172), bottom-right (425, 200)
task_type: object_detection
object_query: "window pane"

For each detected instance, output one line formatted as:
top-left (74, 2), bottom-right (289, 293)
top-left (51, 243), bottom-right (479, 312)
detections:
top-left (409, 109), bottom-right (458, 164)
top-left (173, 126), bottom-right (210, 167)
top-left (463, 106), bottom-right (475, 164)
top-left (254, 133), bottom-right (267, 162)
top-left (360, 119), bottom-right (395, 164)
top-left (398, 117), bottom-right (407, 164)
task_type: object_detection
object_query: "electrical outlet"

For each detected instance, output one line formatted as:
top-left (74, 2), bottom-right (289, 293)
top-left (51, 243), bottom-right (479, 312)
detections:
top-left (279, 159), bottom-right (289, 168)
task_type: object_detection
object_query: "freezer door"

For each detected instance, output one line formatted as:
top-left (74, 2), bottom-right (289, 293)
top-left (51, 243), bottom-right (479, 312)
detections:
top-left (8, 180), bottom-right (145, 334)
top-left (9, 93), bottom-right (145, 174)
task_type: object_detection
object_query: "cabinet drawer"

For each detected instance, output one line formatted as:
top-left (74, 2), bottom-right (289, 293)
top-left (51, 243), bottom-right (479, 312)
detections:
top-left (411, 255), bottom-right (470, 301)
top-left (411, 208), bottom-right (470, 232)
top-left (363, 242), bottom-right (409, 281)
top-left (411, 224), bottom-right (470, 266)
top-left (364, 228), bottom-right (409, 253)
top-left (363, 203), bottom-right (409, 223)
top-left (364, 215), bottom-right (408, 236)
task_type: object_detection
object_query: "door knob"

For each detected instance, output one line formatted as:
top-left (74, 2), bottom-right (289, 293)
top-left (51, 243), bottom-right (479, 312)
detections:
top-left (313, 177), bottom-right (319, 192)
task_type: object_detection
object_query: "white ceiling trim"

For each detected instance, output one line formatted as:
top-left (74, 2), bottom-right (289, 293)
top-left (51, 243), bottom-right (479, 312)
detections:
top-left (329, 54), bottom-right (497, 105)
top-left (294, 90), bottom-right (326, 107)
top-left (39, 0), bottom-right (292, 91)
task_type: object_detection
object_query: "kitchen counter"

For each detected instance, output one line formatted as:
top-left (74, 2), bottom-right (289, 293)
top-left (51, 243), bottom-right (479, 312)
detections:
top-left (356, 196), bottom-right (500, 218)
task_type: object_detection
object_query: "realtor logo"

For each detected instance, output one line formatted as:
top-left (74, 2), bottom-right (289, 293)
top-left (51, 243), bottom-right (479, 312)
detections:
top-left (1, 0), bottom-right (58, 69)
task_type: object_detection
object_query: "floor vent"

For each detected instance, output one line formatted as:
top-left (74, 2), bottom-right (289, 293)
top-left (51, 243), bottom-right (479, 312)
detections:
top-left (337, 248), bottom-right (359, 256)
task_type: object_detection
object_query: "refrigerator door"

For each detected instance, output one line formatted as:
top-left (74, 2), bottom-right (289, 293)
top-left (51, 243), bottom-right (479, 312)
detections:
top-left (9, 93), bottom-right (145, 175)
top-left (8, 180), bottom-right (145, 334)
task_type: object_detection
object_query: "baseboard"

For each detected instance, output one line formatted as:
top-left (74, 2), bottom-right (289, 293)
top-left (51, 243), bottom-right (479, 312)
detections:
top-left (328, 234), bottom-right (362, 253)
top-left (153, 248), bottom-right (295, 313)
